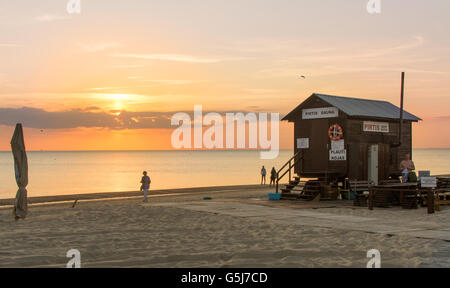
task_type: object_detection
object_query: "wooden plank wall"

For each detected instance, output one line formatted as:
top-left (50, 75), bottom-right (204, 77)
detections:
top-left (293, 97), bottom-right (348, 177)
top-left (346, 119), bottom-right (412, 181)
top-left (290, 96), bottom-right (414, 182)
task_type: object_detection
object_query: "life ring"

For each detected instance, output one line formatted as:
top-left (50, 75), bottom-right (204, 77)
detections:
top-left (328, 124), bottom-right (343, 141)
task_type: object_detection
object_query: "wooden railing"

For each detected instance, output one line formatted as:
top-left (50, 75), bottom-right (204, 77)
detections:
top-left (275, 151), bottom-right (303, 194)
top-left (367, 187), bottom-right (450, 214)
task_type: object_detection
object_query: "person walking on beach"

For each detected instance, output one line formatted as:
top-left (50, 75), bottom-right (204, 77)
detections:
top-left (399, 153), bottom-right (416, 183)
top-left (261, 166), bottom-right (267, 185)
top-left (270, 167), bottom-right (277, 186)
top-left (140, 171), bottom-right (151, 202)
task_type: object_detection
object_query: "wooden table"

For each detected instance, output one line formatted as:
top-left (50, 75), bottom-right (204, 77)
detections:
top-left (375, 183), bottom-right (418, 188)
top-left (368, 183), bottom-right (418, 210)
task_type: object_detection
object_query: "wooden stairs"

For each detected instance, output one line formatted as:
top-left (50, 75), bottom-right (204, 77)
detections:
top-left (280, 177), bottom-right (322, 201)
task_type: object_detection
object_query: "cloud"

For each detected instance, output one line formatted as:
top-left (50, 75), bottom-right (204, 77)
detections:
top-left (78, 106), bottom-right (102, 112)
top-left (35, 14), bottom-right (69, 22)
top-left (0, 73), bottom-right (11, 86)
top-left (356, 35), bottom-right (424, 59)
top-left (220, 39), bottom-right (333, 55)
top-left (86, 87), bottom-right (128, 91)
top-left (0, 107), bottom-right (171, 130)
top-left (112, 53), bottom-right (225, 63)
top-left (244, 88), bottom-right (283, 94)
top-left (430, 115), bottom-right (450, 121)
top-left (0, 43), bottom-right (22, 47)
top-left (106, 64), bottom-right (145, 69)
top-left (143, 79), bottom-right (197, 85)
top-left (0, 107), bottom-right (267, 130)
top-left (289, 35), bottom-right (425, 63)
top-left (255, 35), bottom-right (445, 78)
top-left (79, 42), bottom-right (120, 52)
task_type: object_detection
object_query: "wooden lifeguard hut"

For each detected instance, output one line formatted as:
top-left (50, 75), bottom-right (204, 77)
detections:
top-left (276, 75), bottom-right (421, 200)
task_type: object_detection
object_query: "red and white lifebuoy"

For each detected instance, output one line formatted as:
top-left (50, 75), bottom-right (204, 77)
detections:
top-left (328, 124), bottom-right (343, 141)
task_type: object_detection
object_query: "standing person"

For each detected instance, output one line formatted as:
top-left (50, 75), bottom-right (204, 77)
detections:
top-left (399, 153), bottom-right (416, 183)
top-left (260, 166), bottom-right (267, 185)
top-left (140, 171), bottom-right (151, 202)
top-left (270, 167), bottom-right (277, 186)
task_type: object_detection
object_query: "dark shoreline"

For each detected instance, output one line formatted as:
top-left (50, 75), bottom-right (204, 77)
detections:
top-left (0, 184), bottom-right (264, 206)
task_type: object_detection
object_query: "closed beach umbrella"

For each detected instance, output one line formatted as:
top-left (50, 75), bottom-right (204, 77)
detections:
top-left (11, 123), bottom-right (28, 220)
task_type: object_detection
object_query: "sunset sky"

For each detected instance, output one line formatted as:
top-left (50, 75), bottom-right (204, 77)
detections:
top-left (1, 0), bottom-right (449, 150)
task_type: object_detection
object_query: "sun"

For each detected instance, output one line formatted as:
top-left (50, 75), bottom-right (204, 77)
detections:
top-left (93, 93), bottom-right (133, 112)
top-left (89, 93), bottom-right (151, 112)
top-left (113, 103), bottom-right (123, 114)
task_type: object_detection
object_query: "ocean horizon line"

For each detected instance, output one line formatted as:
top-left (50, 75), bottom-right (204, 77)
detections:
top-left (0, 149), bottom-right (295, 152)
top-left (0, 147), bottom-right (449, 152)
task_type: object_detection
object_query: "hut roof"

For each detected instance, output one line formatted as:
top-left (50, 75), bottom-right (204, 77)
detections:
top-left (282, 93), bottom-right (422, 122)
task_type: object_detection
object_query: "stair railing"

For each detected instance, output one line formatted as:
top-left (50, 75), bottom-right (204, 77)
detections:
top-left (276, 151), bottom-right (303, 194)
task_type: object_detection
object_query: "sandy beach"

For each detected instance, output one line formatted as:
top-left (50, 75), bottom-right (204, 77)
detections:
top-left (1, 185), bottom-right (449, 268)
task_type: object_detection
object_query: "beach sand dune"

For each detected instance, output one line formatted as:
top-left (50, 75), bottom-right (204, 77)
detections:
top-left (0, 187), bottom-right (449, 268)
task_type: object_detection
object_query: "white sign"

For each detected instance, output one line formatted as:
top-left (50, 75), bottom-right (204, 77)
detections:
top-left (302, 107), bottom-right (338, 119)
top-left (329, 149), bottom-right (347, 161)
top-left (297, 138), bottom-right (309, 149)
top-left (331, 140), bottom-right (344, 150)
top-left (421, 177), bottom-right (437, 188)
top-left (363, 121), bottom-right (389, 133)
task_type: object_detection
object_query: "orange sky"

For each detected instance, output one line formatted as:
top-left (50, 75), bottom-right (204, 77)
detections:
top-left (0, 0), bottom-right (449, 150)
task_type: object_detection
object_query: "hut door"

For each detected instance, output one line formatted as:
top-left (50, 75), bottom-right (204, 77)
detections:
top-left (368, 145), bottom-right (379, 185)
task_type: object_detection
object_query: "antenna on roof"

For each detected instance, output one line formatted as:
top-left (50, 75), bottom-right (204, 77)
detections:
top-left (391, 72), bottom-right (405, 148)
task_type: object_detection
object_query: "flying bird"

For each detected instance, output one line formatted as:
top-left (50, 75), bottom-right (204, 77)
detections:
top-left (299, 75), bottom-right (306, 79)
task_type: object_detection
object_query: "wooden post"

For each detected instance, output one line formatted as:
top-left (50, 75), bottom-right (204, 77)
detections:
top-left (368, 188), bottom-right (374, 210)
top-left (276, 173), bottom-right (279, 194)
top-left (289, 160), bottom-right (291, 183)
top-left (427, 189), bottom-right (434, 214)
top-left (435, 193), bottom-right (440, 212)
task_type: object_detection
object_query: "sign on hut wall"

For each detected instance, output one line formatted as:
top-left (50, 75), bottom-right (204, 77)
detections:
top-left (302, 107), bottom-right (338, 119)
top-left (421, 177), bottom-right (437, 188)
top-left (331, 139), bottom-right (345, 150)
top-left (329, 149), bottom-right (347, 161)
top-left (297, 138), bottom-right (309, 149)
top-left (363, 121), bottom-right (389, 133)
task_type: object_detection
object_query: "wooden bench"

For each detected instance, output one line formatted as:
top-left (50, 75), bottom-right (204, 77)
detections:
top-left (368, 183), bottom-right (418, 209)
top-left (434, 178), bottom-right (450, 211)
top-left (379, 179), bottom-right (401, 185)
top-left (340, 180), bottom-right (373, 206)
